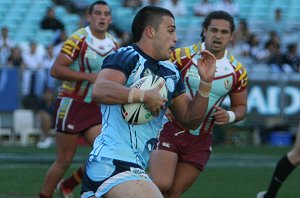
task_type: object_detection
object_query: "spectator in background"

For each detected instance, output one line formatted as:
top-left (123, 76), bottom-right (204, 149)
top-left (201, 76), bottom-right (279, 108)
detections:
top-left (42, 45), bottom-right (56, 90)
top-left (142, 0), bottom-right (161, 7)
top-left (269, 8), bottom-right (285, 37)
top-left (52, 30), bottom-right (68, 57)
top-left (194, 0), bottom-right (213, 17)
top-left (265, 41), bottom-right (286, 72)
top-left (161, 0), bottom-right (187, 16)
top-left (40, 7), bottom-right (65, 31)
top-left (67, 0), bottom-right (89, 16)
top-left (108, 24), bottom-right (132, 47)
top-left (22, 41), bottom-right (45, 99)
top-left (282, 43), bottom-right (300, 72)
top-left (215, 0), bottom-right (239, 17)
top-left (0, 27), bottom-right (14, 67)
top-left (235, 19), bottom-right (250, 44)
top-left (123, 0), bottom-right (143, 10)
top-left (243, 33), bottom-right (269, 63)
top-left (36, 88), bottom-right (55, 149)
top-left (7, 46), bottom-right (25, 69)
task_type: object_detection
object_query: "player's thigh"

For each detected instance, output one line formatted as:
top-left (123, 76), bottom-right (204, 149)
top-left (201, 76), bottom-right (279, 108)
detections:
top-left (149, 150), bottom-right (178, 191)
top-left (56, 132), bottom-right (79, 162)
top-left (168, 162), bottom-right (200, 195)
top-left (84, 124), bottom-right (102, 145)
top-left (106, 179), bottom-right (163, 198)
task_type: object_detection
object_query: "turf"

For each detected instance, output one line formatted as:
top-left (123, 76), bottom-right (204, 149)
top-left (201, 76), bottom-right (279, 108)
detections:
top-left (0, 145), bottom-right (299, 198)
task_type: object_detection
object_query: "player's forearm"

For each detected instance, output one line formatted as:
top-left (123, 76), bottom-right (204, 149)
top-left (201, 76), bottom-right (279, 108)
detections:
top-left (51, 65), bottom-right (96, 82)
top-left (183, 92), bottom-right (209, 129)
top-left (92, 79), bottom-right (131, 104)
top-left (182, 80), bottom-right (212, 129)
top-left (230, 104), bottom-right (247, 122)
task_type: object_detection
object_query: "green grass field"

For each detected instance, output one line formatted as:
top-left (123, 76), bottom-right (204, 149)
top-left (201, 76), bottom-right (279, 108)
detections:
top-left (0, 145), bottom-right (299, 198)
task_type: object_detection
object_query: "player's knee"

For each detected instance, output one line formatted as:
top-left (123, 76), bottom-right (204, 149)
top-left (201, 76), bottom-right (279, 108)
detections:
top-left (167, 188), bottom-right (184, 198)
top-left (152, 178), bottom-right (172, 193)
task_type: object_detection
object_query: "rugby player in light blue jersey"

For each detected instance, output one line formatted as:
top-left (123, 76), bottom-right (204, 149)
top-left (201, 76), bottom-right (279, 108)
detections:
top-left (81, 6), bottom-right (216, 198)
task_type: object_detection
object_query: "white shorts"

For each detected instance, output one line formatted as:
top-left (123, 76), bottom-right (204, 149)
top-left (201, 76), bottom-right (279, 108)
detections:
top-left (81, 157), bottom-right (151, 198)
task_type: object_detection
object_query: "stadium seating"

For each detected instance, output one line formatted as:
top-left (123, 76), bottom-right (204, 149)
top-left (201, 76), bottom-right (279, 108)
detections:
top-left (13, 109), bottom-right (40, 146)
top-left (0, 115), bottom-right (13, 144)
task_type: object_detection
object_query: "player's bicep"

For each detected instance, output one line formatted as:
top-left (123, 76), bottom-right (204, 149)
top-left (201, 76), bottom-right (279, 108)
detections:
top-left (96, 68), bottom-right (126, 85)
top-left (51, 52), bottom-right (74, 78)
top-left (229, 89), bottom-right (247, 107)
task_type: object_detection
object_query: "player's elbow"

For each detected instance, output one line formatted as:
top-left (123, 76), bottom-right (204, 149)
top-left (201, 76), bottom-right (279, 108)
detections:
top-left (91, 87), bottom-right (104, 103)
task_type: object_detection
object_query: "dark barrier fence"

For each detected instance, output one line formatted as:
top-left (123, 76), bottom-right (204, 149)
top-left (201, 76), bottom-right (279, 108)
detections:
top-left (1, 68), bottom-right (300, 126)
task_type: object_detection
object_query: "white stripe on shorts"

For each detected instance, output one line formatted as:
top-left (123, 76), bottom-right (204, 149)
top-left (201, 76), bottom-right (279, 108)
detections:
top-left (95, 170), bottom-right (150, 197)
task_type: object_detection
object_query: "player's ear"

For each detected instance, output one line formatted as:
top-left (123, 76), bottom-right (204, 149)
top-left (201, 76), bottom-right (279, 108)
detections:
top-left (146, 26), bottom-right (155, 38)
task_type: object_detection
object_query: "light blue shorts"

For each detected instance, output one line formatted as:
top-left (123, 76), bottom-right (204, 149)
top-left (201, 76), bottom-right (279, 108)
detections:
top-left (81, 157), bottom-right (151, 198)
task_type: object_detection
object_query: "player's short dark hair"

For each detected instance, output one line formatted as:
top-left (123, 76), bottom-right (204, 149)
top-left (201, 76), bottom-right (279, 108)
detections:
top-left (131, 6), bottom-right (174, 43)
top-left (201, 10), bottom-right (235, 42)
top-left (88, 1), bottom-right (111, 14)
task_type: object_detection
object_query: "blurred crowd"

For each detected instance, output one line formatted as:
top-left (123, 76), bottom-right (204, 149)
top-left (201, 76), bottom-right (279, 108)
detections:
top-left (1, 0), bottom-right (300, 105)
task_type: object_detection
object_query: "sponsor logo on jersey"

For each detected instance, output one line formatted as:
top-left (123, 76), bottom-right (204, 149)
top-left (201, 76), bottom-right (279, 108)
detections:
top-left (166, 78), bottom-right (175, 92)
top-left (130, 167), bottom-right (146, 174)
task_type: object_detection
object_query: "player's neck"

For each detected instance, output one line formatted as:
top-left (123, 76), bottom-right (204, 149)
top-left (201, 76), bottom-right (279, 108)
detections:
top-left (136, 41), bottom-right (157, 60)
top-left (214, 51), bottom-right (225, 59)
top-left (89, 27), bottom-right (106, 39)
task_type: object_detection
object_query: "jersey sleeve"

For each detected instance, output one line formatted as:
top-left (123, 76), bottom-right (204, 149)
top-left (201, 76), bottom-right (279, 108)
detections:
top-left (232, 62), bottom-right (248, 93)
top-left (170, 44), bottom-right (200, 70)
top-left (101, 47), bottom-right (139, 79)
top-left (61, 28), bottom-right (87, 60)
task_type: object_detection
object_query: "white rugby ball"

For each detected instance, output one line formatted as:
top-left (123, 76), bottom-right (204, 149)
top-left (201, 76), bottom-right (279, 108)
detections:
top-left (121, 75), bottom-right (168, 125)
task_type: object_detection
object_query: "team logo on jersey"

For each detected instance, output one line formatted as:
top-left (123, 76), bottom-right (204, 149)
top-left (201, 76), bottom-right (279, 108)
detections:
top-left (166, 78), bottom-right (175, 92)
top-left (224, 79), bottom-right (231, 90)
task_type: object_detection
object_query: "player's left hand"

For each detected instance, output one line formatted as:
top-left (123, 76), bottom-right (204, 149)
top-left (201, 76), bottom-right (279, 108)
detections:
top-left (213, 106), bottom-right (230, 125)
top-left (197, 50), bottom-right (216, 83)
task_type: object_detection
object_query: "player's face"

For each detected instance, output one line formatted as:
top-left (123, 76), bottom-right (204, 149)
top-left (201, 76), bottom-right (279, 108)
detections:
top-left (203, 19), bottom-right (233, 58)
top-left (88, 4), bottom-right (112, 37)
top-left (152, 16), bottom-right (177, 60)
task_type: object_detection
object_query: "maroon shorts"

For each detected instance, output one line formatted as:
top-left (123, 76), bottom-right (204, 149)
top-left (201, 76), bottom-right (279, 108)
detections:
top-left (156, 121), bottom-right (212, 171)
top-left (53, 97), bottom-right (102, 134)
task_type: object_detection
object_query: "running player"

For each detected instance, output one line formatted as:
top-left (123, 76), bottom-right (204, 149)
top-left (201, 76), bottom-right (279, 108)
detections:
top-left (257, 122), bottom-right (300, 198)
top-left (149, 10), bottom-right (248, 197)
top-left (80, 6), bottom-right (216, 198)
top-left (39, 1), bottom-right (118, 198)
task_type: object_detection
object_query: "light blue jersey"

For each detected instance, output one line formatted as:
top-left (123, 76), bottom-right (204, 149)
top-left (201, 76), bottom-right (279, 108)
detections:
top-left (81, 44), bottom-right (186, 198)
top-left (89, 44), bottom-right (185, 169)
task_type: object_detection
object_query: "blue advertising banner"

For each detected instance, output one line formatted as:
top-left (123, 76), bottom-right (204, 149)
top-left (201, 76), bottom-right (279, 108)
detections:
top-left (0, 68), bottom-right (20, 111)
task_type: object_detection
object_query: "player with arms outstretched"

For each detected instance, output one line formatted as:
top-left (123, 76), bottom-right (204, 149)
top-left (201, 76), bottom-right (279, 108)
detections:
top-left (39, 1), bottom-right (118, 198)
top-left (150, 10), bottom-right (248, 198)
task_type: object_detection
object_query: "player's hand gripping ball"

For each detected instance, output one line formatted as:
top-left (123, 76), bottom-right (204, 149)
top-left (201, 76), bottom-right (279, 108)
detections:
top-left (121, 75), bottom-right (168, 125)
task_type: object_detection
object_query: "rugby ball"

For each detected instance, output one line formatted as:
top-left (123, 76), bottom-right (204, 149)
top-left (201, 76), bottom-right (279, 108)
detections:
top-left (121, 75), bottom-right (168, 125)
